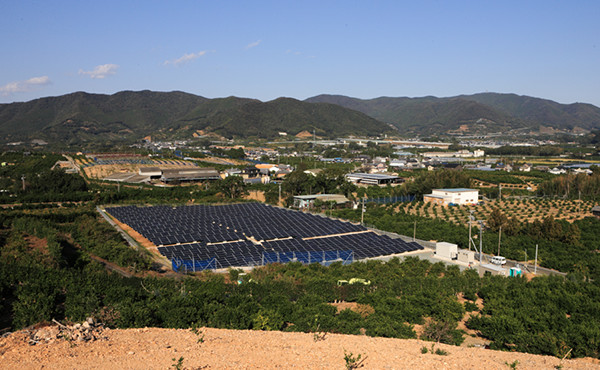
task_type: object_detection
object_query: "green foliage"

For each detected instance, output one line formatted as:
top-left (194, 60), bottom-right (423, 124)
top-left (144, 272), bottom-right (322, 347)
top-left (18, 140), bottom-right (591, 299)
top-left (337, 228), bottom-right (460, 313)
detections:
top-left (0, 91), bottom-right (394, 145)
top-left (217, 176), bottom-right (248, 199)
top-left (343, 350), bottom-right (366, 369)
top-left (2, 200), bottom-right (600, 361)
top-left (435, 348), bottom-right (449, 356)
top-left (171, 356), bottom-right (184, 370)
top-left (421, 319), bottom-right (464, 346)
top-left (537, 172), bottom-right (600, 199)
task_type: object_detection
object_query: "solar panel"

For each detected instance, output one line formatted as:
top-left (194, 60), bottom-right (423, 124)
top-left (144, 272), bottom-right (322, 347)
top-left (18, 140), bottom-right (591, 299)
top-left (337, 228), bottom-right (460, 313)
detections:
top-left (105, 203), bottom-right (422, 269)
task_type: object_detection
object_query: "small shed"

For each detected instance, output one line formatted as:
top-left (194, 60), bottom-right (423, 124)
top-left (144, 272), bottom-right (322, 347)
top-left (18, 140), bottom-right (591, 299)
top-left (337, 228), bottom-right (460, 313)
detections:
top-left (457, 249), bottom-right (475, 264)
top-left (480, 263), bottom-right (507, 276)
top-left (435, 242), bottom-right (458, 260)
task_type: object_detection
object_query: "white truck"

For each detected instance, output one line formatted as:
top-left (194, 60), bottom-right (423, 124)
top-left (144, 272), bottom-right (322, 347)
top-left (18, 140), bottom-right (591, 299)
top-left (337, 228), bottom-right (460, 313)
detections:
top-left (490, 256), bottom-right (507, 265)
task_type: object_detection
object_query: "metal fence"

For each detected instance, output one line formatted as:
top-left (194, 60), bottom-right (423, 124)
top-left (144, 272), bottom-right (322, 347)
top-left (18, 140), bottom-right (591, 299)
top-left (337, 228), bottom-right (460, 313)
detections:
top-left (366, 195), bottom-right (416, 204)
top-left (262, 250), bottom-right (354, 266)
top-left (171, 257), bottom-right (220, 272)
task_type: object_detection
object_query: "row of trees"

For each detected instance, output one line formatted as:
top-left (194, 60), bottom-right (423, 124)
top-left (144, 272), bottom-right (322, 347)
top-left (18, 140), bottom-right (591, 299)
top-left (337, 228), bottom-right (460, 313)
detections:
top-left (537, 170), bottom-right (600, 199)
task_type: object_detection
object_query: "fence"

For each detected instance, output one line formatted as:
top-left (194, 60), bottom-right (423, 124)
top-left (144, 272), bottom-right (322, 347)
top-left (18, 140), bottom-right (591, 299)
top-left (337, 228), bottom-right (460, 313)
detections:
top-left (171, 257), bottom-right (220, 272)
top-left (262, 250), bottom-right (354, 266)
top-left (366, 195), bottom-right (416, 204)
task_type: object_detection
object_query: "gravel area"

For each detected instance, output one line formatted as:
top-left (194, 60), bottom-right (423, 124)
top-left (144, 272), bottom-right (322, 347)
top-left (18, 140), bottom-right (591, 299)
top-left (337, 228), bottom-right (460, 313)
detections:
top-left (1, 327), bottom-right (599, 369)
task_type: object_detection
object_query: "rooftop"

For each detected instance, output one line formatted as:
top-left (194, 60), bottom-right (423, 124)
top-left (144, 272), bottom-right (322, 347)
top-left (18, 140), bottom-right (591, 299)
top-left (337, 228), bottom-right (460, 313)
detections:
top-left (434, 188), bottom-right (477, 192)
top-left (346, 173), bottom-right (400, 180)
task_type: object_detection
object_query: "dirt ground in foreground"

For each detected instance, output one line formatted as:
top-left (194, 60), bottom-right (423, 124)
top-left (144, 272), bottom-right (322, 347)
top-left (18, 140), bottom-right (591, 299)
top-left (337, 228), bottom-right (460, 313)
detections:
top-left (1, 327), bottom-right (598, 370)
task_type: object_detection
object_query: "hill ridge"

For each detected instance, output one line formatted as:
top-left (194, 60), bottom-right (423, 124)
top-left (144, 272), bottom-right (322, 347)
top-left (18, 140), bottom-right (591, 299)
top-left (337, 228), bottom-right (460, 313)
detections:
top-left (0, 91), bottom-right (392, 145)
top-left (305, 92), bottom-right (600, 135)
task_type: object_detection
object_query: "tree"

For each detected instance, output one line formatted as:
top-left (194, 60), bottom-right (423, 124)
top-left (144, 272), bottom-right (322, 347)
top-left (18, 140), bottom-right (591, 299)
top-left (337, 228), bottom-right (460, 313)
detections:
top-left (486, 208), bottom-right (508, 232)
top-left (217, 176), bottom-right (248, 199)
top-left (282, 170), bottom-right (315, 196)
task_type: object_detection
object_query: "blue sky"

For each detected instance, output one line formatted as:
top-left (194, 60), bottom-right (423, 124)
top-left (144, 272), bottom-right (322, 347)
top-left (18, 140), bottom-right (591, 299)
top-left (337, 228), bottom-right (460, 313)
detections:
top-left (1, 1), bottom-right (599, 106)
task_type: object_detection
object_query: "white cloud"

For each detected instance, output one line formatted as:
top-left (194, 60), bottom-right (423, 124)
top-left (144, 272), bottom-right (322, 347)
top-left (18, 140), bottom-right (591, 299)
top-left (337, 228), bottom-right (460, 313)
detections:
top-left (78, 64), bottom-right (119, 79)
top-left (0, 76), bottom-right (51, 96)
top-left (164, 51), bottom-right (208, 66)
top-left (245, 40), bottom-right (261, 50)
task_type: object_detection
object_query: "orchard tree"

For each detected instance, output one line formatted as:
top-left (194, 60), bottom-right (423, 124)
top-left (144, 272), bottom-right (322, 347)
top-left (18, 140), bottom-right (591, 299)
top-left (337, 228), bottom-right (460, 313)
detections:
top-left (218, 176), bottom-right (248, 199)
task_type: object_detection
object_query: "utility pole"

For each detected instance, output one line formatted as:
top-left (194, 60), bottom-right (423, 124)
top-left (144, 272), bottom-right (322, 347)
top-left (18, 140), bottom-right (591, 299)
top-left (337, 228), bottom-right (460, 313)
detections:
top-left (413, 220), bottom-right (416, 242)
top-left (360, 196), bottom-right (365, 225)
top-left (278, 182), bottom-right (282, 205)
top-left (21, 174), bottom-right (26, 191)
top-left (534, 244), bottom-right (538, 274)
top-left (497, 226), bottom-right (502, 256)
top-left (478, 221), bottom-right (484, 265)
top-left (468, 210), bottom-right (474, 251)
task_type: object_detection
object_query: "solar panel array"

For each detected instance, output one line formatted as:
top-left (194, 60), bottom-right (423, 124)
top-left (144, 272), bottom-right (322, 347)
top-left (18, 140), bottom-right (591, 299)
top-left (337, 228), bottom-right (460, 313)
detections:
top-left (105, 203), bottom-right (424, 270)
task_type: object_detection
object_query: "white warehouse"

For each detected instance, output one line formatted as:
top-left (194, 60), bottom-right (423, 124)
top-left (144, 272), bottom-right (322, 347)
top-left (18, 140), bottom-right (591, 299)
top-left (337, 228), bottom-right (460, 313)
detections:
top-left (423, 188), bottom-right (479, 206)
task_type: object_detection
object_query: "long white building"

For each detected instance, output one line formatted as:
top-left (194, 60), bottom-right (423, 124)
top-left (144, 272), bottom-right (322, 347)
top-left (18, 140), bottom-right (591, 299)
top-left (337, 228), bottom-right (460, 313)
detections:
top-left (423, 188), bottom-right (479, 206)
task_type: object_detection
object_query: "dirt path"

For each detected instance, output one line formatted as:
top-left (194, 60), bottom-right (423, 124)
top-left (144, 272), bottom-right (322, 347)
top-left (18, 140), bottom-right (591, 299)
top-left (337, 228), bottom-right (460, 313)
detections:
top-left (1, 327), bottom-right (597, 369)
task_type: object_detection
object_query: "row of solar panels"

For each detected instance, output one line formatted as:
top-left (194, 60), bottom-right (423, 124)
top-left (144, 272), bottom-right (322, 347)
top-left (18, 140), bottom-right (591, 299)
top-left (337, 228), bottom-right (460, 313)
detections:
top-left (158, 232), bottom-right (424, 269)
top-left (106, 203), bottom-right (366, 246)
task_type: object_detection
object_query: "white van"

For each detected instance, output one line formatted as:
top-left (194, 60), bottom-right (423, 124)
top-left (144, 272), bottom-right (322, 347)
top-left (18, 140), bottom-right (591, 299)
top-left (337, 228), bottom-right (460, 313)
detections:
top-left (490, 256), bottom-right (507, 265)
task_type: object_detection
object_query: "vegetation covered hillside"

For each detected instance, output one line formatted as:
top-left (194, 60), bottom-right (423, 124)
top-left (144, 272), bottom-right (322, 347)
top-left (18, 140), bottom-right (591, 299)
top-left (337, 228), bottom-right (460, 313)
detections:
top-left (0, 91), bottom-right (394, 146)
top-left (306, 92), bottom-right (600, 135)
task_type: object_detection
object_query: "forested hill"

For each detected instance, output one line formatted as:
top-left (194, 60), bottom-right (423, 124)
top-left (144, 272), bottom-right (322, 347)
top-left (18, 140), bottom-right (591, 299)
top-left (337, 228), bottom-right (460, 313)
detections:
top-left (305, 93), bottom-right (600, 135)
top-left (0, 91), bottom-right (394, 145)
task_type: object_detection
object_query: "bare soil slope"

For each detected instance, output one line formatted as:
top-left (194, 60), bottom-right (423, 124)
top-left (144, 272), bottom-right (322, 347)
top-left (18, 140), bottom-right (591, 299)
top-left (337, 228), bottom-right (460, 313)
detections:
top-left (1, 326), bottom-right (598, 369)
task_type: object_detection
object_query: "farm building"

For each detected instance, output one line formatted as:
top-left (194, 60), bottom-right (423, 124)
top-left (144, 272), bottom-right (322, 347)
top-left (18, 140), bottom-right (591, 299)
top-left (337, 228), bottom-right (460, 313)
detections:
top-left (423, 188), bottom-right (479, 206)
top-left (138, 167), bottom-right (162, 179)
top-left (345, 173), bottom-right (404, 186)
top-left (161, 168), bottom-right (220, 183)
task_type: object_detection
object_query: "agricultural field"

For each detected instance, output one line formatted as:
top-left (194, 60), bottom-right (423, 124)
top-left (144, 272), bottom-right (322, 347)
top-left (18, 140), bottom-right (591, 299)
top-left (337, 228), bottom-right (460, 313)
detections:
top-left (398, 198), bottom-right (598, 226)
top-left (74, 158), bottom-right (197, 179)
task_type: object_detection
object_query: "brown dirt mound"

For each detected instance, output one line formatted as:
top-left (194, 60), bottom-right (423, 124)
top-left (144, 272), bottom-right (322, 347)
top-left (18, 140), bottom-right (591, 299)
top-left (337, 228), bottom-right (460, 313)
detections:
top-left (1, 326), bottom-right (598, 369)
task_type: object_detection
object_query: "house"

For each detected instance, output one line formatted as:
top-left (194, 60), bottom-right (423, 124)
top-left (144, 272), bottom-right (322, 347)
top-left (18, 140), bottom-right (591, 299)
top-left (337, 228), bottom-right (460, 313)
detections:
top-left (423, 188), bottom-right (479, 206)
top-left (241, 166), bottom-right (260, 179)
top-left (572, 168), bottom-right (593, 175)
top-left (304, 168), bottom-right (323, 177)
top-left (549, 167), bottom-right (567, 175)
top-left (496, 163), bottom-right (513, 172)
top-left (389, 159), bottom-right (406, 168)
top-left (518, 164), bottom-right (532, 172)
top-left (592, 205), bottom-right (600, 218)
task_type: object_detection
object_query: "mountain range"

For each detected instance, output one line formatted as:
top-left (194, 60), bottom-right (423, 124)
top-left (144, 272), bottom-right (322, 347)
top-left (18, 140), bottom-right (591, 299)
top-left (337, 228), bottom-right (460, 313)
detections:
top-left (0, 91), bottom-right (393, 145)
top-left (305, 93), bottom-right (600, 136)
top-left (1, 90), bottom-right (599, 146)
